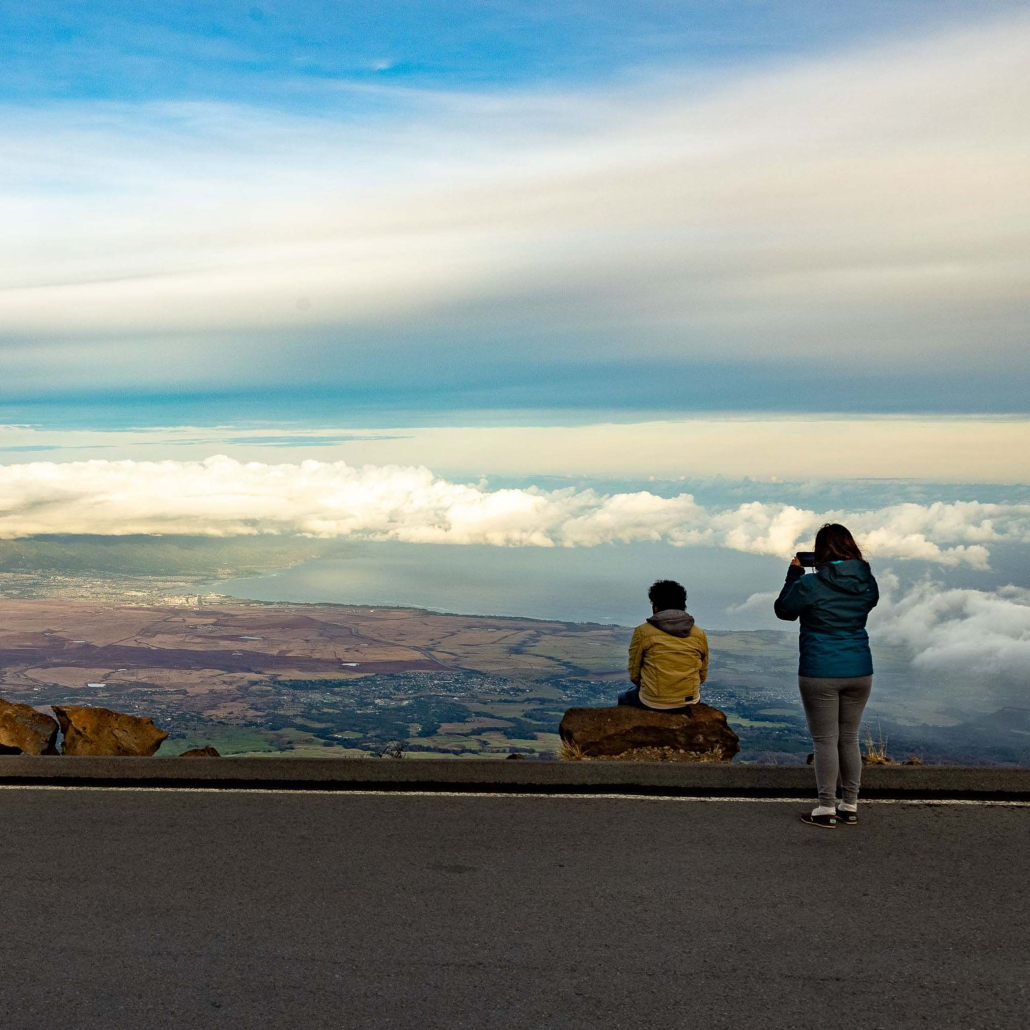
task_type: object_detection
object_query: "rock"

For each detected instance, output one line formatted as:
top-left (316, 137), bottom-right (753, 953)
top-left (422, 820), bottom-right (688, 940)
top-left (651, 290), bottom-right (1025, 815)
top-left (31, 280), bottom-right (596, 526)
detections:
top-left (53, 705), bottom-right (168, 757)
top-left (505, 753), bottom-right (526, 760)
top-left (179, 746), bottom-right (221, 757)
top-left (559, 704), bottom-right (739, 761)
top-left (0, 698), bottom-right (59, 755)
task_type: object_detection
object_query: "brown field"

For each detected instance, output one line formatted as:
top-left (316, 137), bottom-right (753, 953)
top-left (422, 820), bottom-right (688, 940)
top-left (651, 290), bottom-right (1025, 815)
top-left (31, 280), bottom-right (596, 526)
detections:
top-left (0, 598), bottom-right (629, 698)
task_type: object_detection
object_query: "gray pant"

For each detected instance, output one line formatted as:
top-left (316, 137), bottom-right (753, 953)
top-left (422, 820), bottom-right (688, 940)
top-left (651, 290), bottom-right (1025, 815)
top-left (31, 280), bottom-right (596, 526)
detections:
top-left (798, 675), bottom-right (873, 808)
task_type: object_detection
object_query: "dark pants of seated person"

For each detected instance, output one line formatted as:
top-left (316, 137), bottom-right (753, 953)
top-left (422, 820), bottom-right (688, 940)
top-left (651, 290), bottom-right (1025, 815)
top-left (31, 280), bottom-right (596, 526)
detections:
top-left (617, 686), bottom-right (696, 714)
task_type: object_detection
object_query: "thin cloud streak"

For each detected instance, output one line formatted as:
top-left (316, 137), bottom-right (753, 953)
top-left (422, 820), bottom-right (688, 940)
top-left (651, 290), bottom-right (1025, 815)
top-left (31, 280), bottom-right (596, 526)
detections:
top-left (3, 416), bottom-right (1030, 483)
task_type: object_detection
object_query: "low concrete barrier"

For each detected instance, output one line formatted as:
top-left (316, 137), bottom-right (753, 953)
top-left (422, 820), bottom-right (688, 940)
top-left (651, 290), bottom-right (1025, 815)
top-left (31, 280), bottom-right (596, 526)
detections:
top-left (1, 756), bottom-right (1029, 800)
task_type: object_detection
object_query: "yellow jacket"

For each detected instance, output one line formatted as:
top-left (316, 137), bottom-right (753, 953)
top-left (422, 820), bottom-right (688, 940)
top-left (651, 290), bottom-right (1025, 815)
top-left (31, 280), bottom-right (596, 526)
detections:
top-left (628, 611), bottom-right (709, 708)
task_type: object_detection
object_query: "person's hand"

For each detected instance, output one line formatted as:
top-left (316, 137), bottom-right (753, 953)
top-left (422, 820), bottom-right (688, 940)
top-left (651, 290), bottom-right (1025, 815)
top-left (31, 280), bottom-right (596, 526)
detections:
top-left (790, 556), bottom-right (802, 568)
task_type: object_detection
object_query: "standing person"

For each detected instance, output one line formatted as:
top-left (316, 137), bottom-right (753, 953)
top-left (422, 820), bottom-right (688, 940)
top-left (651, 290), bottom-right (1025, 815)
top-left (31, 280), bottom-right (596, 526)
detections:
top-left (775, 524), bottom-right (879, 829)
top-left (620, 579), bottom-right (709, 711)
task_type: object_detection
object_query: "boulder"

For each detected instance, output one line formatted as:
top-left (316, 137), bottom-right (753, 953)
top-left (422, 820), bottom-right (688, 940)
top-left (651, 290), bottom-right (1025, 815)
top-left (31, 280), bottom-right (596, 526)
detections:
top-left (559, 704), bottom-right (739, 761)
top-left (179, 746), bottom-right (221, 758)
top-left (53, 705), bottom-right (168, 757)
top-left (0, 698), bottom-right (60, 755)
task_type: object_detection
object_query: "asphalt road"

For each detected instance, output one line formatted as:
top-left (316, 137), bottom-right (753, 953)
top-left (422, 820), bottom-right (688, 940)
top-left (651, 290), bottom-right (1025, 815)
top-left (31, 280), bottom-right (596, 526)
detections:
top-left (1, 788), bottom-right (1026, 1029)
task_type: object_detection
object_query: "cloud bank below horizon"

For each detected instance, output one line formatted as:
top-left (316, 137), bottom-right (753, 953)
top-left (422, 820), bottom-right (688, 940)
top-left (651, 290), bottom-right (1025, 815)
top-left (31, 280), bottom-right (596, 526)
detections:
top-left (3, 456), bottom-right (1028, 568)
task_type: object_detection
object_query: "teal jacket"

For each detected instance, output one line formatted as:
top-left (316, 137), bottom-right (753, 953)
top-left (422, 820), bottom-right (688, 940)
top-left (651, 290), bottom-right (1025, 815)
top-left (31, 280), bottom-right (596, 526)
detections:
top-left (774, 560), bottom-right (879, 678)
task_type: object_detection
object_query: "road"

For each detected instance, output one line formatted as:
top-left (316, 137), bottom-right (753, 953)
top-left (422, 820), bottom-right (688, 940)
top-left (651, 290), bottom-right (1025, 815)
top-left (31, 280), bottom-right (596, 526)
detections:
top-left (0, 788), bottom-right (1026, 1029)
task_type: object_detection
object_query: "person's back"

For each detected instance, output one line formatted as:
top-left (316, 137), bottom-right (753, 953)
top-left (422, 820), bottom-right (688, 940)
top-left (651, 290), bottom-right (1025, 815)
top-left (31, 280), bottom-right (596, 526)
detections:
top-left (774, 558), bottom-right (878, 677)
top-left (621, 580), bottom-right (708, 711)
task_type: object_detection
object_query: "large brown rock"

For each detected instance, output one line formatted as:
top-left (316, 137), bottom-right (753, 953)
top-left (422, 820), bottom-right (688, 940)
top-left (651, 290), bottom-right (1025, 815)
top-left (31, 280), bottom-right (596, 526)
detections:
top-left (560, 704), bottom-right (739, 761)
top-left (53, 705), bottom-right (168, 757)
top-left (179, 746), bottom-right (221, 757)
top-left (0, 698), bottom-right (59, 755)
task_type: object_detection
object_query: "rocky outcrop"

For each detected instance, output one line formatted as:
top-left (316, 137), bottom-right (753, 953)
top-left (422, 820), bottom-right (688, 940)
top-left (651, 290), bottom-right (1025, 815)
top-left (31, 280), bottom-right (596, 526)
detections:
top-left (53, 705), bottom-right (168, 757)
top-left (179, 746), bottom-right (221, 757)
top-left (0, 698), bottom-right (60, 755)
top-left (560, 704), bottom-right (739, 761)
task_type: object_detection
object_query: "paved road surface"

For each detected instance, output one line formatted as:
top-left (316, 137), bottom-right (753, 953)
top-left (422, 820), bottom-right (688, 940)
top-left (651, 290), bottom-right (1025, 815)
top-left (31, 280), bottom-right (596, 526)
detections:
top-left (1, 788), bottom-right (1026, 1029)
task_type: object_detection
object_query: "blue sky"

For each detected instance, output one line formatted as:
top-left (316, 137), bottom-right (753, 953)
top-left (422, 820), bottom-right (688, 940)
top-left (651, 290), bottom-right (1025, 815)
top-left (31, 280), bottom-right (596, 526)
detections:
top-left (3, 1), bottom-right (1029, 419)
top-left (6, 2), bottom-right (1016, 102)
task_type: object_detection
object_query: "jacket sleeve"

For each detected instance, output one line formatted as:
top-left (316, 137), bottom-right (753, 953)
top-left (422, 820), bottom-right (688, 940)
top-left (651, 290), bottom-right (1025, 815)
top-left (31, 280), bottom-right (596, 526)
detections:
top-left (867, 573), bottom-right (880, 612)
top-left (628, 626), bottom-right (644, 686)
top-left (774, 566), bottom-right (808, 622)
top-left (698, 631), bottom-right (709, 684)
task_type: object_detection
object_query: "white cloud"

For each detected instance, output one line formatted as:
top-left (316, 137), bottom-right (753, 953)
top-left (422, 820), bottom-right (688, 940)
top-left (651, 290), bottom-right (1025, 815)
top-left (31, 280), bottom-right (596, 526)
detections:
top-left (872, 574), bottom-right (1030, 684)
top-left (1, 15), bottom-right (1029, 393)
top-left (1, 456), bottom-right (1027, 567)
top-left (725, 591), bottom-right (779, 615)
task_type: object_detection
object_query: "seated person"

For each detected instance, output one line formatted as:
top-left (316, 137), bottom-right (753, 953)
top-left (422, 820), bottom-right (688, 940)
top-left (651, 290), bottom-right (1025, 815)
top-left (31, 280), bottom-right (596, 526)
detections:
top-left (619, 579), bottom-right (708, 712)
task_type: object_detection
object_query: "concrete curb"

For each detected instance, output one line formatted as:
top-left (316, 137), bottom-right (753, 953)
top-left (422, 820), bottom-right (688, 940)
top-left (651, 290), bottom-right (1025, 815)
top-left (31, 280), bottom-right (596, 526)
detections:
top-left (2, 757), bottom-right (1029, 800)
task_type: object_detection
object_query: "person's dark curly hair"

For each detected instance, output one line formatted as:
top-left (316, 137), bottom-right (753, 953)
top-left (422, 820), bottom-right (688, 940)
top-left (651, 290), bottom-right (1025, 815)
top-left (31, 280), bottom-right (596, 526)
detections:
top-left (648, 579), bottom-right (687, 611)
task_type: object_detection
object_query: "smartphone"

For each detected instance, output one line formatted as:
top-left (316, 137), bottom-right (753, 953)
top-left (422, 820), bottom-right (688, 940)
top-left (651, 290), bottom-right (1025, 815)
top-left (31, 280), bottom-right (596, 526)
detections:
top-left (796, 551), bottom-right (817, 567)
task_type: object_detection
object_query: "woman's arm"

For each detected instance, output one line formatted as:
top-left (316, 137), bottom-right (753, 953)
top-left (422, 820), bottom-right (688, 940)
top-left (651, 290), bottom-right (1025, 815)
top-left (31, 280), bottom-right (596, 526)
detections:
top-left (773, 559), bottom-right (808, 622)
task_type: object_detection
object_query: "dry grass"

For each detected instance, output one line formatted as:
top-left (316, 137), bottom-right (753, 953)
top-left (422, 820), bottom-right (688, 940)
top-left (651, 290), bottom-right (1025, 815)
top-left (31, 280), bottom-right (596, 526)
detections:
top-left (559, 739), bottom-right (586, 761)
top-left (559, 739), bottom-right (727, 763)
top-left (862, 721), bottom-right (894, 765)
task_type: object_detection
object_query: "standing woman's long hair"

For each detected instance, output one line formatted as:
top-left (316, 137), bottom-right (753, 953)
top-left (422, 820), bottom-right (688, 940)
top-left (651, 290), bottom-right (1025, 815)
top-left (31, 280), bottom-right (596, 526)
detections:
top-left (814, 523), bottom-right (864, 565)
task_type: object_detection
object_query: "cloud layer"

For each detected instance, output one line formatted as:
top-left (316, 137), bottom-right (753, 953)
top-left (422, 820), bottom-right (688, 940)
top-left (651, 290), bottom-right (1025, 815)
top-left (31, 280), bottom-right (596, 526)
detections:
top-left (731, 575), bottom-right (1030, 685)
top-left (2, 14), bottom-right (1029, 403)
top-left (872, 574), bottom-right (1030, 685)
top-left (2, 456), bottom-right (1028, 567)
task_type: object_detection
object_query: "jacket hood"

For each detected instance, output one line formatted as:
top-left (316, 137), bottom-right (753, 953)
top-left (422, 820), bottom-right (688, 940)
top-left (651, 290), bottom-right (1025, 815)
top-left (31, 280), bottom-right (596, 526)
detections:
top-left (646, 609), bottom-right (695, 637)
top-left (817, 559), bottom-right (874, 596)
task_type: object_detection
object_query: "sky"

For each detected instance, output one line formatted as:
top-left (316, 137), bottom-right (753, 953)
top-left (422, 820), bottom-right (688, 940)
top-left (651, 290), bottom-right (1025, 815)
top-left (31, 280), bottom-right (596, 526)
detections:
top-left (2, 1), bottom-right (1029, 414)
top-left (1, 2), bottom-right (1029, 668)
